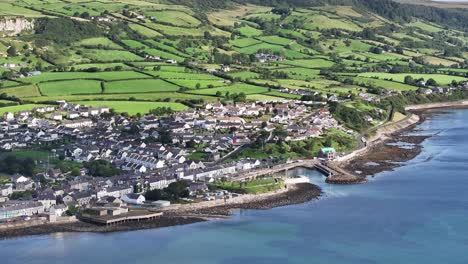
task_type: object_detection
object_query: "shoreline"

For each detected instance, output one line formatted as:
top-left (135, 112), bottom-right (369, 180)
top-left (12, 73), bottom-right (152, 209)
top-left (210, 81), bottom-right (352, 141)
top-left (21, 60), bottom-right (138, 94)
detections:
top-left (0, 183), bottom-right (321, 239)
top-left (342, 100), bottom-right (468, 176)
top-left (1, 101), bottom-right (467, 240)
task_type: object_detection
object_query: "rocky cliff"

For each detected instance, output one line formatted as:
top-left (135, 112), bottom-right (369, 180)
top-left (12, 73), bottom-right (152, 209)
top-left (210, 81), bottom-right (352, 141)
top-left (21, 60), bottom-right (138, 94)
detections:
top-left (0, 18), bottom-right (34, 37)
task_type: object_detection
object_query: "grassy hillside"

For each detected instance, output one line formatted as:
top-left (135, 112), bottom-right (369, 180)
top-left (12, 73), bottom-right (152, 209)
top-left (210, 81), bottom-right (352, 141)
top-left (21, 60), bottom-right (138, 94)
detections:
top-left (0, 0), bottom-right (467, 114)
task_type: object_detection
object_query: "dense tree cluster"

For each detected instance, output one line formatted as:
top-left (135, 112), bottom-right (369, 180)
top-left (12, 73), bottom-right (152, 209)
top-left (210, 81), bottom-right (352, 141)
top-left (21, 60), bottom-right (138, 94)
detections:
top-left (0, 155), bottom-right (36, 176)
top-left (84, 160), bottom-right (120, 177)
top-left (145, 181), bottom-right (190, 201)
top-left (35, 18), bottom-right (103, 45)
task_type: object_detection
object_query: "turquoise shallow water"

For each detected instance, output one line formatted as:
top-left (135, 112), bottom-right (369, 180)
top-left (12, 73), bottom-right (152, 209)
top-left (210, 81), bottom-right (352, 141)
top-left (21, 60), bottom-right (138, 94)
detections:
top-left (2, 109), bottom-right (468, 264)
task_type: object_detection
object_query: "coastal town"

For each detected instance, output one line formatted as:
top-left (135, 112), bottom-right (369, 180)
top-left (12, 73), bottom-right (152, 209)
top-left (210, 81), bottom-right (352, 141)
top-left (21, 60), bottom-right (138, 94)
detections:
top-left (0, 97), bottom-right (347, 228)
top-left (1, 76), bottom-right (468, 232)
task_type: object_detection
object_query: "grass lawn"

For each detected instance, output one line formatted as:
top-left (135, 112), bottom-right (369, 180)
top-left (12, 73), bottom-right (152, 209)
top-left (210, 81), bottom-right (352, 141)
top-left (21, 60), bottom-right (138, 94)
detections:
top-left (74, 101), bottom-right (187, 115)
top-left (0, 104), bottom-right (46, 115)
top-left (39, 80), bottom-right (102, 96)
top-left (0, 150), bottom-right (50, 159)
top-left (213, 178), bottom-right (283, 194)
top-left (104, 79), bottom-right (180, 93)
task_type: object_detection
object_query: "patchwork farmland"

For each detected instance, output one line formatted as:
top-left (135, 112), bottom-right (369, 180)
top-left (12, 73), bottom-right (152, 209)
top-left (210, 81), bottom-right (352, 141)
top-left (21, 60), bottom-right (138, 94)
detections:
top-left (0, 0), bottom-right (467, 116)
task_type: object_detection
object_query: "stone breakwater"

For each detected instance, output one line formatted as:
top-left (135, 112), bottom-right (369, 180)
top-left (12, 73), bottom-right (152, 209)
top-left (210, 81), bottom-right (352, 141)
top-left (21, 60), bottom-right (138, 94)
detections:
top-left (0, 216), bottom-right (206, 239)
top-left (170, 183), bottom-right (321, 217)
top-left (0, 183), bottom-right (321, 239)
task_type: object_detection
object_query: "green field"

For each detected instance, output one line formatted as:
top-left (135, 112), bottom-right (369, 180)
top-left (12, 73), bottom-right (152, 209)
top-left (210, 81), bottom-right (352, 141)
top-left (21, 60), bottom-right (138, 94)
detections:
top-left (1, 85), bottom-right (41, 98)
top-left (74, 101), bottom-right (187, 115)
top-left (128, 24), bottom-right (163, 38)
top-left (39, 80), bottom-right (102, 96)
top-left (145, 11), bottom-right (201, 27)
top-left (24, 92), bottom-right (219, 103)
top-left (280, 59), bottom-right (335, 68)
top-left (230, 38), bottom-right (262, 48)
top-left (351, 76), bottom-right (417, 91)
top-left (358, 73), bottom-right (467, 85)
top-left (78, 38), bottom-right (123, 49)
top-left (20, 71), bottom-right (150, 83)
top-left (237, 25), bottom-right (263, 37)
top-left (188, 83), bottom-right (269, 96)
top-left (0, 104), bottom-right (46, 115)
top-left (105, 79), bottom-right (180, 93)
top-left (82, 49), bottom-right (143, 62)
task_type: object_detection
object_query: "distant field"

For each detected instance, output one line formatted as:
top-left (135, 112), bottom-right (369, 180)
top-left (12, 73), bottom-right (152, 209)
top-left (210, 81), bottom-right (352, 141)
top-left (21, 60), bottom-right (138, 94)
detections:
top-left (280, 59), bottom-right (335, 68)
top-left (128, 24), bottom-right (163, 38)
top-left (352, 76), bottom-right (417, 91)
top-left (265, 91), bottom-right (301, 99)
top-left (0, 104), bottom-right (46, 115)
top-left (82, 49), bottom-right (143, 62)
top-left (145, 11), bottom-right (201, 27)
top-left (20, 71), bottom-right (150, 83)
top-left (104, 79), bottom-right (180, 93)
top-left (228, 71), bottom-right (261, 80)
top-left (169, 79), bottom-right (228, 89)
top-left (74, 101), bottom-right (187, 115)
top-left (147, 71), bottom-right (221, 80)
top-left (358, 73), bottom-right (467, 85)
top-left (246, 94), bottom-right (283, 101)
top-left (77, 38), bottom-right (123, 49)
top-left (257, 36), bottom-right (294, 46)
top-left (1, 85), bottom-right (41, 98)
top-left (237, 25), bottom-right (263, 37)
top-left (72, 63), bottom-right (130, 71)
top-left (39, 80), bottom-right (102, 96)
top-left (230, 38), bottom-right (262, 48)
top-left (24, 92), bottom-right (219, 103)
top-left (188, 83), bottom-right (269, 95)
top-left (0, 99), bottom-right (18, 105)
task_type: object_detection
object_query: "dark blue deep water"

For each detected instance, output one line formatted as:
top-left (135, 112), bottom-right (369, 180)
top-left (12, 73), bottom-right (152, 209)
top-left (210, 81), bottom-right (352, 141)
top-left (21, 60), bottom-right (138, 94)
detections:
top-left (2, 109), bottom-right (468, 264)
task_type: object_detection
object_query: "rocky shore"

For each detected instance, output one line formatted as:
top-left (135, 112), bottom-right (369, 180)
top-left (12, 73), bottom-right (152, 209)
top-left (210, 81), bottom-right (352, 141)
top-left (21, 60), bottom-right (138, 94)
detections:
top-left (343, 109), bottom-right (439, 177)
top-left (0, 183), bottom-right (321, 239)
top-left (344, 133), bottom-right (430, 176)
top-left (169, 183), bottom-right (321, 217)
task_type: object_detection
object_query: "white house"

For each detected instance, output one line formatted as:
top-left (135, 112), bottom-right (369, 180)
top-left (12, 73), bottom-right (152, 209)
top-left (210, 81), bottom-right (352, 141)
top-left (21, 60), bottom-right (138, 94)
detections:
top-left (121, 193), bottom-right (145, 205)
